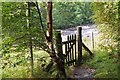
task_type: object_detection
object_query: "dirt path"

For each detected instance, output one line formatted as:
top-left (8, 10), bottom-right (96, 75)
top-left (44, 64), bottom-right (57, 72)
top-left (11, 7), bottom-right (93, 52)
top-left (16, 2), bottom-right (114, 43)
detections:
top-left (71, 64), bottom-right (95, 78)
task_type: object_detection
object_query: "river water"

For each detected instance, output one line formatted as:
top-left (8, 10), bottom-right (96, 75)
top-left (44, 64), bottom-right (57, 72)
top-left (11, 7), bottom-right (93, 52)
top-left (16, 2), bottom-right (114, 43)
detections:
top-left (59, 24), bottom-right (99, 42)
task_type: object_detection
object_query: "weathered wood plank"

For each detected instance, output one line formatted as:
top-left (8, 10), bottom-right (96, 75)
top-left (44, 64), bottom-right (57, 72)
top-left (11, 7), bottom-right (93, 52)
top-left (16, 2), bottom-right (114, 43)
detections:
top-left (70, 35), bottom-right (72, 65)
top-left (82, 42), bottom-right (93, 56)
top-left (66, 59), bottom-right (76, 64)
top-left (71, 35), bottom-right (74, 65)
top-left (91, 32), bottom-right (94, 50)
top-left (56, 31), bottom-right (64, 61)
top-left (77, 27), bottom-right (82, 65)
top-left (75, 35), bottom-right (77, 64)
top-left (62, 39), bottom-right (76, 44)
top-left (67, 36), bottom-right (70, 66)
top-left (65, 43), bottom-right (67, 64)
top-left (64, 43), bottom-right (74, 57)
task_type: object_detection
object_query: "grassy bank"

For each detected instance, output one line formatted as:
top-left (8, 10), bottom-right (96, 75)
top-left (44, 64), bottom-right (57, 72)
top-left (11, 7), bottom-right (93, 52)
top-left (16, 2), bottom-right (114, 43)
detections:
top-left (84, 49), bottom-right (118, 78)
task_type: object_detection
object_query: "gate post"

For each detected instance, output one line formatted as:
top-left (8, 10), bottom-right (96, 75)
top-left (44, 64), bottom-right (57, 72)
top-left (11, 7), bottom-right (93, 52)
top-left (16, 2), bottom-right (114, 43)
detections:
top-left (56, 31), bottom-right (64, 61)
top-left (77, 27), bottom-right (82, 65)
top-left (91, 32), bottom-right (94, 50)
top-left (55, 31), bottom-right (66, 78)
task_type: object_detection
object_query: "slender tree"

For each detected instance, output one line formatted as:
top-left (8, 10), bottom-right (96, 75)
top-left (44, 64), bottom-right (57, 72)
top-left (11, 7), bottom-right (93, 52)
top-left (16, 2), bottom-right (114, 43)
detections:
top-left (35, 1), bottom-right (67, 78)
top-left (46, 0), bottom-right (66, 78)
top-left (27, 2), bottom-right (34, 76)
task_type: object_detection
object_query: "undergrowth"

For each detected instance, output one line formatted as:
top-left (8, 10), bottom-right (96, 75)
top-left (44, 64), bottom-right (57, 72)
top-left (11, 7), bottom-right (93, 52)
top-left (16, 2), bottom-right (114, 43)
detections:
top-left (84, 49), bottom-right (118, 78)
top-left (1, 46), bottom-right (118, 78)
top-left (1, 50), bottom-right (55, 78)
top-left (1, 50), bottom-right (73, 78)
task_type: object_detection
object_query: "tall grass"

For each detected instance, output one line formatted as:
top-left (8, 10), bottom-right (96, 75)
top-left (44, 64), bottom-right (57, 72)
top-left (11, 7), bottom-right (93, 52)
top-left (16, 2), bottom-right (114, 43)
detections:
top-left (84, 49), bottom-right (118, 78)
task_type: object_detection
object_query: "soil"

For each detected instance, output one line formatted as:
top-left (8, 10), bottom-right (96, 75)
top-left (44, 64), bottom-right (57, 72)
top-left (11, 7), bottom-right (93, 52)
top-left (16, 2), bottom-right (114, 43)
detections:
top-left (71, 64), bottom-right (96, 78)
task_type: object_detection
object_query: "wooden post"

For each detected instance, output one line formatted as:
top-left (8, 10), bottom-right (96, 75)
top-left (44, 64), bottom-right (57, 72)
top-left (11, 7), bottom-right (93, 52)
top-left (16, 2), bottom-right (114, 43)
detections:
top-left (56, 31), bottom-right (66, 78)
top-left (91, 32), bottom-right (94, 50)
top-left (77, 27), bottom-right (82, 65)
top-left (74, 35), bottom-right (77, 65)
top-left (56, 31), bottom-right (64, 61)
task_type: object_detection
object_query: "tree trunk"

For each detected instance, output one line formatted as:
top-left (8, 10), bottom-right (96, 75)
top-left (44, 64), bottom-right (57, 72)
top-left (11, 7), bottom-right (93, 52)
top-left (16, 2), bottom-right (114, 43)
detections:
top-left (46, 0), bottom-right (66, 78)
top-left (27, 2), bottom-right (33, 76)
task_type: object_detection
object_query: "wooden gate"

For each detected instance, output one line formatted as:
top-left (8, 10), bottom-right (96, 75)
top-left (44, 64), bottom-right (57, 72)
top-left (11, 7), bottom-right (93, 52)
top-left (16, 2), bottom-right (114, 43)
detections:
top-left (62, 34), bottom-right (77, 65)
top-left (56, 27), bottom-right (83, 66)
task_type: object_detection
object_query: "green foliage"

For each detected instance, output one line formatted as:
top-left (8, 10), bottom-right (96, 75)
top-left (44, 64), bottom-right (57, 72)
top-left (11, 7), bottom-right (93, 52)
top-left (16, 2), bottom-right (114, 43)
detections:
top-left (53, 2), bottom-right (93, 29)
top-left (2, 51), bottom-right (30, 78)
top-left (91, 2), bottom-right (119, 49)
top-left (2, 2), bottom-right (46, 53)
top-left (1, 50), bottom-right (75, 78)
top-left (82, 2), bottom-right (119, 78)
top-left (1, 50), bottom-right (56, 78)
top-left (85, 50), bottom-right (118, 78)
top-left (3, 66), bottom-right (30, 78)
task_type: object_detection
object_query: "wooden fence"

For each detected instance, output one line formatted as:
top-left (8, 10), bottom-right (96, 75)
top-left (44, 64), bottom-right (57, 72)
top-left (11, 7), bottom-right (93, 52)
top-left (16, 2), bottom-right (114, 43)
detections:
top-left (56, 27), bottom-right (93, 66)
top-left (62, 34), bottom-right (77, 65)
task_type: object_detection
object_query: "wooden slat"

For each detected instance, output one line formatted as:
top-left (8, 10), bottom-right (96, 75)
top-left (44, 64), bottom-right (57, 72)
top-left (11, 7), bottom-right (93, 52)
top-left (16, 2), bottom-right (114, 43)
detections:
top-left (75, 35), bottom-right (77, 65)
top-left (66, 59), bottom-right (76, 64)
top-left (69, 35), bottom-right (71, 65)
top-left (65, 43), bottom-right (67, 64)
top-left (82, 42), bottom-right (93, 55)
top-left (62, 39), bottom-right (76, 44)
top-left (70, 35), bottom-right (72, 65)
top-left (67, 36), bottom-right (70, 66)
top-left (71, 35), bottom-right (74, 65)
top-left (65, 43), bottom-right (74, 57)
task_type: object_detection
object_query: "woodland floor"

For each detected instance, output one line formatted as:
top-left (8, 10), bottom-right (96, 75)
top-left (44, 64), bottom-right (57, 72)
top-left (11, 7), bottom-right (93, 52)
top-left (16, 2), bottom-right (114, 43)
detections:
top-left (71, 64), bottom-right (95, 78)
